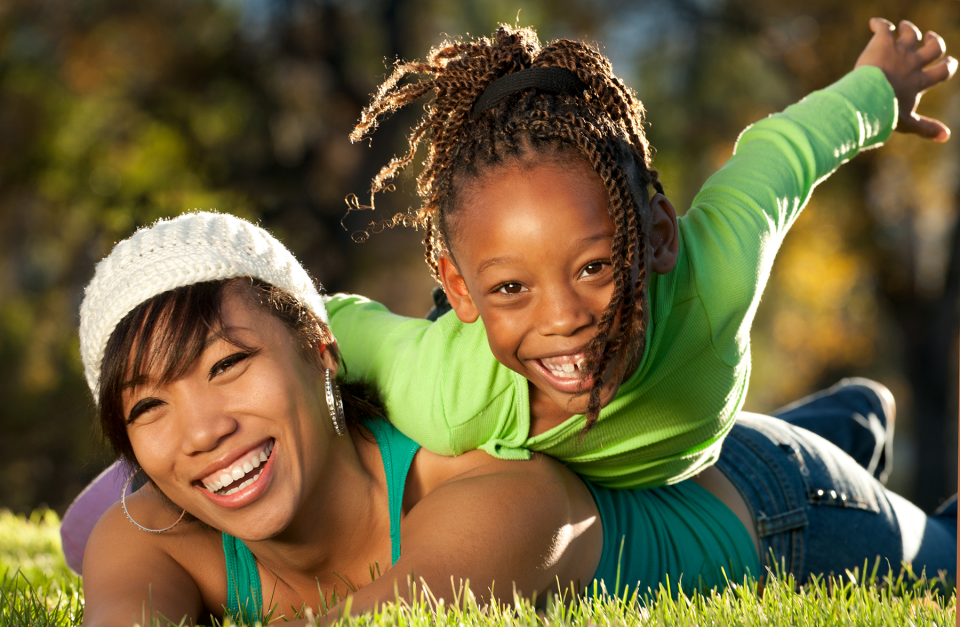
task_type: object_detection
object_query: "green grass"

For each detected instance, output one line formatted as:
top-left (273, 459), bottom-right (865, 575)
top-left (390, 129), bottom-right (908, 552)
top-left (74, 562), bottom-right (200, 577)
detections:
top-left (0, 509), bottom-right (955, 626)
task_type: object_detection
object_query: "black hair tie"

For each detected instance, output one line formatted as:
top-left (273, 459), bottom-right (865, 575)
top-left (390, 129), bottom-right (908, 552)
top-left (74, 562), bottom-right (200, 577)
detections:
top-left (470, 67), bottom-right (587, 119)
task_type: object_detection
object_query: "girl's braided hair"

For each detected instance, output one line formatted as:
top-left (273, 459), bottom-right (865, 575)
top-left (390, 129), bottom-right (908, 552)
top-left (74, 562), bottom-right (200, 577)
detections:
top-left (350, 25), bottom-right (664, 435)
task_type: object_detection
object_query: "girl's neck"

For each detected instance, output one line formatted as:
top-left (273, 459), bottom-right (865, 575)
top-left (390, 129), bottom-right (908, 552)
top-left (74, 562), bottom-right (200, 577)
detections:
top-left (528, 383), bottom-right (577, 437)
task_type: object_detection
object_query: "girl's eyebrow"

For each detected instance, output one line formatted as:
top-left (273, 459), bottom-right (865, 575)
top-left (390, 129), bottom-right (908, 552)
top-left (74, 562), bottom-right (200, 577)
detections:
top-left (476, 233), bottom-right (613, 275)
top-left (477, 254), bottom-right (522, 275)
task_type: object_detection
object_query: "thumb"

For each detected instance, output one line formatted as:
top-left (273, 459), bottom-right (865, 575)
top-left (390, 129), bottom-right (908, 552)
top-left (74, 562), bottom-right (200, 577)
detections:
top-left (902, 113), bottom-right (951, 142)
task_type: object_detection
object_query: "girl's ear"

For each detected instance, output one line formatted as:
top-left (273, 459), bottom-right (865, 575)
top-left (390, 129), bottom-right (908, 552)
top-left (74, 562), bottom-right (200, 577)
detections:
top-left (437, 254), bottom-right (480, 323)
top-left (649, 193), bottom-right (679, 275)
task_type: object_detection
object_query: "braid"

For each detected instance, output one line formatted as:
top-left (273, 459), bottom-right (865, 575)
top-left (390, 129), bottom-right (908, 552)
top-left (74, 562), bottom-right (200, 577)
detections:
top-left (350, 25), bottom-right (663, 434)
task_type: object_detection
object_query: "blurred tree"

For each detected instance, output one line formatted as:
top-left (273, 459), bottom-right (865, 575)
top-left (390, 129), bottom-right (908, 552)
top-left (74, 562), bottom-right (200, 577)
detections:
top-left (0, 0), bottom-right (955, 513)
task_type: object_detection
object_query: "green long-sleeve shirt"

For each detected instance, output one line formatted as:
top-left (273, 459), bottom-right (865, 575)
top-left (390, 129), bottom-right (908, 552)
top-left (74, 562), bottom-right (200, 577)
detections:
top-left (327, 66), bottom-right (896, 489)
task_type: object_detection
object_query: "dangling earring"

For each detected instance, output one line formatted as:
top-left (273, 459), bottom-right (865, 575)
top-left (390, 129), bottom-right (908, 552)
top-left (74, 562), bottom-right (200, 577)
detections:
top-left (121, 470), bottom-right (186, 533)
top-left (324, 368), bottom-right (347, 436)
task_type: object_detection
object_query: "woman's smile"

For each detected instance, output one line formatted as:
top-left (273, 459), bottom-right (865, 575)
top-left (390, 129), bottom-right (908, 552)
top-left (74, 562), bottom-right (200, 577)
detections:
top-left (196, 438), bottom-right (277, 508)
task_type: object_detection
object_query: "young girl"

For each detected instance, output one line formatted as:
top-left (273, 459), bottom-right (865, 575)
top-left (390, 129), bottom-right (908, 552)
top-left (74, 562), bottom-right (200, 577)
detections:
top-left (324, 18), bottom-right (955, 488)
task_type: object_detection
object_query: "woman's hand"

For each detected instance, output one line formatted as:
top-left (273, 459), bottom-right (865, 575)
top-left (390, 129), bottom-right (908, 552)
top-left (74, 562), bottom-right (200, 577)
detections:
top-left (855, 18), bottom-right (957, 142)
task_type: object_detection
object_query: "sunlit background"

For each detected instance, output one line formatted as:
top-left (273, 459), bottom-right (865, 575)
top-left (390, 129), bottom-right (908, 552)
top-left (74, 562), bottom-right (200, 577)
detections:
top-left (0, 0), bottom-right (956, 516)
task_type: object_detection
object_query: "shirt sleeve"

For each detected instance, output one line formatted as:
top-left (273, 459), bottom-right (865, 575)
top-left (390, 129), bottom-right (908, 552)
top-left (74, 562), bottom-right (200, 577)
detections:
top-left (325, 293), bottom-right (522, 456)
top-left (678, 66), bottom-right (896, 366)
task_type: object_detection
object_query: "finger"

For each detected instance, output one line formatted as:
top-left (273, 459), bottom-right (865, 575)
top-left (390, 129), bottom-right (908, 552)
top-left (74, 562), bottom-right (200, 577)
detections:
top-left (922, 56), bottom-right (959, 89)
top-left (902, 113), bottom-right (951, 142)
top-left (897, 20), bottom-right (922, 48)
top-left (915, 31), bottom-right (947, 65)
top-left (869, 17), bottom-right (896, 36)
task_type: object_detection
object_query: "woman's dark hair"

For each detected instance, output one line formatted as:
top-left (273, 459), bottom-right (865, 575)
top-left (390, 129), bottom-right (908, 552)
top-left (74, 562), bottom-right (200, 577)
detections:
top-left (349, 25), bottom-right (663, 434)
top-left (98, 278), bottom-right (381, 468)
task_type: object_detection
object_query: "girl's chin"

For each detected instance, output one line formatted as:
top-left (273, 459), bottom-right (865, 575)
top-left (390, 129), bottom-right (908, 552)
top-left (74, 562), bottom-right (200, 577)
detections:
top-left (535, 385), bottom-right (619, 418)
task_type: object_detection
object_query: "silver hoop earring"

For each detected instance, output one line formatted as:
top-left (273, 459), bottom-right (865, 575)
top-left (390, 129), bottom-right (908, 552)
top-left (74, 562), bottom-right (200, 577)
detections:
top-left (121, 470), bottom-right (186, 534)
top-left (324, 368), bottom-right (347, 436)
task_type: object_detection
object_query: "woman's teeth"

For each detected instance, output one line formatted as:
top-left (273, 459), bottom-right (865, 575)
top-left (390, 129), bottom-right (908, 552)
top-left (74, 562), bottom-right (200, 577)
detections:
top-left (541, 355), bottom-right (586, 379)
top-left (202, 440), bottom-right (274, 495)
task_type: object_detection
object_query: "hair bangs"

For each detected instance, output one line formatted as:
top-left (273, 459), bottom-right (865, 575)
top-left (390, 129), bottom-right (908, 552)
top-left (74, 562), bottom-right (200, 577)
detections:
top-left (98, 282), bottom-right (228, 462)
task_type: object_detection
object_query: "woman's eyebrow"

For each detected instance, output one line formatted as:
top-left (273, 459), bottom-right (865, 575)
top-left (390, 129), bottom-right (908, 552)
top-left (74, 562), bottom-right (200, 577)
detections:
top-left (120, 327), bottom-right (253, 391)
top-left (121, 375), bottom-right (149, 391)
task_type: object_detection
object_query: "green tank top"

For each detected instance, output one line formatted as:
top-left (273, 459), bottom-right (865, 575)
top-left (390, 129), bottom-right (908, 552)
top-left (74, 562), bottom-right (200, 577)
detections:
top-left (222, 419), bottom-right (420, 621)
top-left (585, 480), bottom-right (759, 597)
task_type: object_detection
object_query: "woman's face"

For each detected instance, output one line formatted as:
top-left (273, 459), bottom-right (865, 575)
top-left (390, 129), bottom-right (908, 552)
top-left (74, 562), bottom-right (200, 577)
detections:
top-left (122, 290), bottom-right (338, 540)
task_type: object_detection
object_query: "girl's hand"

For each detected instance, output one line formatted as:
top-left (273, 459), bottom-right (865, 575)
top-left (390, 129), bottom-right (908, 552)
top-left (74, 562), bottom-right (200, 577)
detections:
top-left (855, 18), bottom-right (958, 142)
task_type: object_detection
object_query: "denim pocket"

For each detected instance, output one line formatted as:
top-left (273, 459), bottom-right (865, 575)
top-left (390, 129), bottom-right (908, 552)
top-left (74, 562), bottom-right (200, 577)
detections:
top-left (777, 432), bottom-right (881, 515)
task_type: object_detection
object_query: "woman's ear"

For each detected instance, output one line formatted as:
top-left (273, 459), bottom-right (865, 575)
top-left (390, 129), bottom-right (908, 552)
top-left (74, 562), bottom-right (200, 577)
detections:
top-left (317, 343), bottom-right (340, 377)
top-left (649, 193), bottom-right (679, 275)
top-left (437, 253), bottom-right (480, 323)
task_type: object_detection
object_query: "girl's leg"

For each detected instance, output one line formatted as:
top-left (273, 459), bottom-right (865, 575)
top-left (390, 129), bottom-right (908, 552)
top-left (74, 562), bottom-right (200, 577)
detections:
top-left (716, 412), bottom-right (955, 585)
top-left (771, 378), bottom-right (895, 483)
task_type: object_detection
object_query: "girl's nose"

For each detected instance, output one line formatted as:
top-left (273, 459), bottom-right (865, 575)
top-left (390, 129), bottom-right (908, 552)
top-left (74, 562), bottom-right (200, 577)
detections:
top-left (536, 284), bottom-right (595, 337)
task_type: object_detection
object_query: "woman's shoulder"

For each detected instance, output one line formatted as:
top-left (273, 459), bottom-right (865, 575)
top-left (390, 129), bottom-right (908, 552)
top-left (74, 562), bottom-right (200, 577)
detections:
top-left (412, 445), bottom-right (578, 503)
top-left (82, 486), bottom-right (228, 625)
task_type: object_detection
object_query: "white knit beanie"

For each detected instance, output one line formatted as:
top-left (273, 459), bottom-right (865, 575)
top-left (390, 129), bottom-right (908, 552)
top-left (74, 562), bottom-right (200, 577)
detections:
top-left (79, 211), bottom-right (328, 398)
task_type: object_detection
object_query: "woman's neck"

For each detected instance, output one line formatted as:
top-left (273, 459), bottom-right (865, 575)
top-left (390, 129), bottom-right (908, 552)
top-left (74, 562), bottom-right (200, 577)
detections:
top-left (244, 428), bottom-right (393, 594)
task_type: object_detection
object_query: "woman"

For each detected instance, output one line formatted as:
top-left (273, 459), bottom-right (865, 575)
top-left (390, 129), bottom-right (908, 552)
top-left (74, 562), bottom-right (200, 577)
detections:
top-left (80, 213), bottom-right (954, 627)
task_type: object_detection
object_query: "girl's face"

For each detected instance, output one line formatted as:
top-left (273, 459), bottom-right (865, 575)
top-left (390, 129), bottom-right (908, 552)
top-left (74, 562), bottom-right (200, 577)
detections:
top-left (122, 291), bottom-right (338, 540)
top-left (439, 160), bottom-right (629, 418)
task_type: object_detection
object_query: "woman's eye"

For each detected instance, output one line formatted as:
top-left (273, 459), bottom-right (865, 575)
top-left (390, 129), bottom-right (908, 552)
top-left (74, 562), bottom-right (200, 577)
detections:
top-left (127, 398), bottom-right (164, 424)
top-left (495, 282), bottom-right (527, 295)
top-left (580, 261), bottom-right (608, 277)
top-left (209, 352), bottom-right (252, 380)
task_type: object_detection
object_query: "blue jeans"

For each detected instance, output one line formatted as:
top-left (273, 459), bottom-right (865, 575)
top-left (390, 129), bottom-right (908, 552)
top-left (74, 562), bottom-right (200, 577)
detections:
top-left (716, 407), bottom-right (956, 585)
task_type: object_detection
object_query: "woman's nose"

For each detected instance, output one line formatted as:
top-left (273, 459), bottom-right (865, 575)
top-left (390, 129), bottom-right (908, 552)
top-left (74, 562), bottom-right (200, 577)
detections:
top-left (179, 393), bottom-right (238, 454)
top-left (536, 284), bottom-right (595, 337)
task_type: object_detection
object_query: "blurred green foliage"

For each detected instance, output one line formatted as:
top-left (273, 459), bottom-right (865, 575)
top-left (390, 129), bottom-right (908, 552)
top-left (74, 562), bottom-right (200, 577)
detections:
top-left (0, 0), bottom-right (956, 515)
top-left (0, 509), bottom-right (72, 589)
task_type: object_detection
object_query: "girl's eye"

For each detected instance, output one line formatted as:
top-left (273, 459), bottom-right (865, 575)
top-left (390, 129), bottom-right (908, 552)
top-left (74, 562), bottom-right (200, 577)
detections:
top-left (580, 261), bottom-right (609, 277)
top-left (495, 282), bottom-right (527, 295)
top-left (127, 398), bottom-right (164, 424)
top-left (209, 352), bottom-right (252, 380)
